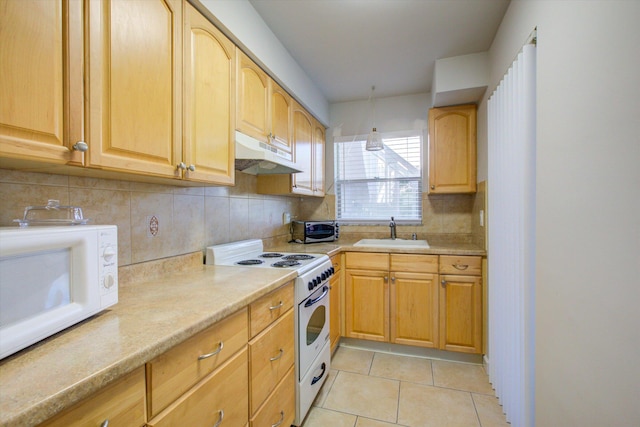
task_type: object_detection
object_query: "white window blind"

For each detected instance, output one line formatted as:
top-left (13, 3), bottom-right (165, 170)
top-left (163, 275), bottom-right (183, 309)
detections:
top-left (334, 133), bottom-right (422, 224)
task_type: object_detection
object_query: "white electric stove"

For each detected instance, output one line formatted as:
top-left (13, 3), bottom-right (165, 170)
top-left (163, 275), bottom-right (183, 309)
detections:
top-left (206, 239), bottom-right (333, 426)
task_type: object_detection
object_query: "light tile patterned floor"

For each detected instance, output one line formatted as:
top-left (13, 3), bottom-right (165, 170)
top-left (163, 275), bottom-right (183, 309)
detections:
top-left (301, 346), bottom-right (510, 427)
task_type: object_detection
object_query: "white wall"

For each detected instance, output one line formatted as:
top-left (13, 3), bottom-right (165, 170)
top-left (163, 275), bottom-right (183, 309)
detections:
top-left (196, 0), bottom-right (329, 124)
top-left (326, 93), bottom-right (431, 194)
top-left (480, 1), bottom-right (640, 425)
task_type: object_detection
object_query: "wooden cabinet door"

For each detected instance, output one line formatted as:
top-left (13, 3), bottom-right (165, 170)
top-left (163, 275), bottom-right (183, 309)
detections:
top-left (268, 80), bottom-right (293, 160)
top-left (148, 349), bottom-right (248, 427)
top-left (291, 101), bottom-right (314, 195)
top-left (86, 0), bottom-right (182, 177)
top-left (439, 274), bottom-right (482, 353)
top-left (329, 271), bottom-right (341, 352)
top-left (390, 272), bottom-right (439, 348)
top-left (236, 50), bottom-right (269, 141)
top-left (0, 0), bottom-right (83, 166)
top-left (41, 367), bottom-right (146, 427)
top-left (428, 104), bottom-right (476, 193)
top-left (183, 3), bottom-right (235, 184)
top-left (313, 119), bottom-right (326, 196)
top-left (344, 269), bottom-right (389, 342)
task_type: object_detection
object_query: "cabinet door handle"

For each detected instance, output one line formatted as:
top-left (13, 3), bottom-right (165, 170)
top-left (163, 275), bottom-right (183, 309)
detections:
top-left (187, 164), bottom-right (196, 172)
top-left (100, 420), bottom-right (109, 427)
top-left (384, 276), bottom-right (388, 283)
top-left (271, 410), bottom-right (285, 427)
top-left (270, 348), bottom-right (284, 361)
top-left (391, 276), bottom-right (396, 283)
top-left (269, 301), bottom-right (284, 310)
top-left (213, 409), bottom-right (224, 427)
top-left (198, 341), bottom-right (224, 360)
top-left (453, 263), bottom-right (469, 270)
top-left (430, 185), bottom-right (435, 190)
top-left (73, 141), bottom-right (88, 152)
top-left (441, 279), bottom-right (447, 286)
top-left (177, 162), bottom-right (186, 170)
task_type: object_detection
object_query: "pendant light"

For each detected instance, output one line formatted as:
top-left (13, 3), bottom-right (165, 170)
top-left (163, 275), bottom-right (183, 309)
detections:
top-left (366, 86), bottom-right (384, 151)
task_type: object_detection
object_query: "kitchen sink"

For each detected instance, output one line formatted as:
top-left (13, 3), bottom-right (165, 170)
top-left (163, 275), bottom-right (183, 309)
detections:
top-left (353, 238), bottom-right (430, 249)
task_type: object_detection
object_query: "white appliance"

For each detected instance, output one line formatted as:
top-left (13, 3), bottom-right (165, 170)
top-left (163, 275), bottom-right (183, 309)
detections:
top-left (0, 225), bottom-right (118, 359)
top-left (206, 239), bottom-right (333, 426)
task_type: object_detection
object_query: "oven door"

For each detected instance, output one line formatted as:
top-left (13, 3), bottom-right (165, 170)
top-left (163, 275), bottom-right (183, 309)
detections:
top-left (298, 284), bottom-right (330, 378)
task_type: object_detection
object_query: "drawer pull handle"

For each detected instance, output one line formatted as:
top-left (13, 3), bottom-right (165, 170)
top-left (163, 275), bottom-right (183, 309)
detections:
top-left (269, 301), bottom-right (284, 310)
top-left (198, 341), bottom-right (224, 360)
top-left (270, 348), bottom-right (284, 361)
top-left (213, 409), bottom-right (224, 427)
top-left (453, 263), bottom-right (469, 270)
top-left (100, 421), bottom-right (109, 427)
top-left (271, 410), bottom-right (285, 427)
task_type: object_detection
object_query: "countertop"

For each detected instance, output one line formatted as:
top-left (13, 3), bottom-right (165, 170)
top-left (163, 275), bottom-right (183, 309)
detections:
top-left (0, 264), bottom-right (296, 426)
top-left (0, 241), bottom-right (484, 426)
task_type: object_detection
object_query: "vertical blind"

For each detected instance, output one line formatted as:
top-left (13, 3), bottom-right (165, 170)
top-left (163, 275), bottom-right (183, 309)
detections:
top-left (334, 133), bottom-right (422, 223)
top-left (487, 42), bottom-right (537, 427)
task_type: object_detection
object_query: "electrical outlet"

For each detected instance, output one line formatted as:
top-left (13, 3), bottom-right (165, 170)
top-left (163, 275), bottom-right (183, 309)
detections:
top-left (282, 212), bottom-right (291, 225)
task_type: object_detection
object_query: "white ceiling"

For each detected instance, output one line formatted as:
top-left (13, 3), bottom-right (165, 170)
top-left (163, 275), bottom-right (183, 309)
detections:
top-left (249, 0), bottom-right (510, 103)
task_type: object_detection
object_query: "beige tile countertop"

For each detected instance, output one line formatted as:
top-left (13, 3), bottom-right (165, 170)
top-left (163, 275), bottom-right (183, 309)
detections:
top-left (0, 262), bottom-right (296, 427)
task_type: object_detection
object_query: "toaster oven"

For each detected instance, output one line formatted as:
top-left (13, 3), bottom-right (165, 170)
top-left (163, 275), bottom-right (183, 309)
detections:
top-left (291, 220), bottom-right (339, 243)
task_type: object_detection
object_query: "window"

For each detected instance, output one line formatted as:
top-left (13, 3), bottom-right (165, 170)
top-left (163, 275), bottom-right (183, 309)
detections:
top-left (334, 132), bottom-right (422, 224)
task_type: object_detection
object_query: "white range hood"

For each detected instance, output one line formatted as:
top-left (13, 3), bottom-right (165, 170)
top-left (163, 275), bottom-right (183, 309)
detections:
top-left (234, 131), bottom-right (301, 175)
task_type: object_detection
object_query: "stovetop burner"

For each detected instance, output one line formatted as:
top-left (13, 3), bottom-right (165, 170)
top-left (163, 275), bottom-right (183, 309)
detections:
top-left (236, 259), bottom-right (264, 266)
top-left (272, 260), bottom-right (301, 268)
top-left (283, 254), bottom-right (315, 261)
top-left (260, 253), bottom-right (284, 258)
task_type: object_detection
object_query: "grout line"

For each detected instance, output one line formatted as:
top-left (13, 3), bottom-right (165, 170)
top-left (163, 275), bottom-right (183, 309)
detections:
top-left (470, 392), bottom-right (483, 427)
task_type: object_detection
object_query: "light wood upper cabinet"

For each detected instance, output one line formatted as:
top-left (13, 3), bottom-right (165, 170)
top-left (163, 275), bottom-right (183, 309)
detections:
top-left (0, 0), bottom-right (84, 166)
top-left (256, 102), bottom-right (326, 197)
top-left (312, 117), bottom-right (326, 196)
top-left (183, 2), bottom-right (235, 184)
top-left (428, 104), bottom-right (477, 194)
top-left (291, 101), bottom-right (314, 195)
top-left (236, 50), bottom-right (269, 142)
top-left (269, 80), bottom-right (294, 157)
top-left (86, 0), bottom-right (182, 178)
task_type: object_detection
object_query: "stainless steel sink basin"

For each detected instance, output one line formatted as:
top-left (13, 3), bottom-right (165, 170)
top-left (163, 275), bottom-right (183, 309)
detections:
top-left (353, 238), bottom-right (430, 249)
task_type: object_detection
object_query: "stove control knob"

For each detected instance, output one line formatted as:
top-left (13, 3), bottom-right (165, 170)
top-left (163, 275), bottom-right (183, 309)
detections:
top-left (321, 272), bottom-right (327, 280)
top-left (315, 277), bottom-right (321, 286)
top-left (330, 267), bottom-right (335, 275)
top-left (308, 281), bottom-right (313, 290)
top-left (327, 268), bottom-right (333, 277)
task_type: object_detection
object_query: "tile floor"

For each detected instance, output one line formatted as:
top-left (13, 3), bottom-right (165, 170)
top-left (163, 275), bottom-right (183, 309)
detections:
top-left (301, 346), bottom-right (510, 427)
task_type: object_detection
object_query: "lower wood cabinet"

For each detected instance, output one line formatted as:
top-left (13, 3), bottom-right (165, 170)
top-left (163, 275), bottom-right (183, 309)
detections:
top-left (250, 366), bottom-right (295, 427)
top-left (39, 367), bottom-right (146, 427)
top-left (344, 252), bottom-right (483, 354)
top-left (248, 282), bottom-right (295, 422)
top-left (147, 348), bottom-right (248, 427)
top-left (329, 254), bottom-right (342, 353)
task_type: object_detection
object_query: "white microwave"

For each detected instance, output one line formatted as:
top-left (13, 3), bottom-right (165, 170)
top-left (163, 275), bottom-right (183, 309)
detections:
top-left (0, 225), bottom-right (118, 359)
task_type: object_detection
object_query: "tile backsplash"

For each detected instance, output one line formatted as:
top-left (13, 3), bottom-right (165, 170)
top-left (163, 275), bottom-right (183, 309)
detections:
top-left (0, 169), bottom-right (297, 266)
top-left (0, 169), bottom-right (486, 267)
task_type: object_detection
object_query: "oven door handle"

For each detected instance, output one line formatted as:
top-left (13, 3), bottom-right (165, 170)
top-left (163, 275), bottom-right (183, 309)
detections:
top-left (311, 362), bottom-right (327, 385)
top-left (304, 286), bottom-right (329, 308)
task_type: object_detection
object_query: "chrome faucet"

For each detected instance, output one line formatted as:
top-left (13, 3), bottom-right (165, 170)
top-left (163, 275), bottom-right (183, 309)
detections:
top-left (389, 216), bottom-right (397, 240)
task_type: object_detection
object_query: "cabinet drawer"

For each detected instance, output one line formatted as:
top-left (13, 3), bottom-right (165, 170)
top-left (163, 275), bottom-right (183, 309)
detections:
top-left (439, 255), bottom-right (482, 276)
top-left (346, 252), bottom-right (389, 271)
top-left (146, 308), bottom-right (248, 417)
top-left (250, 281), bottom-right (294, 338)
top-left (390, 254), bottom-right (438, 273)
top-left (249, 309), bottom-right (294, 414)
top-left (40, 367), bottom-right (146, 427)
top-left (148, 348), bottom-right (248, 427)
top-left (250, 366), bottom-right (295, 427)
